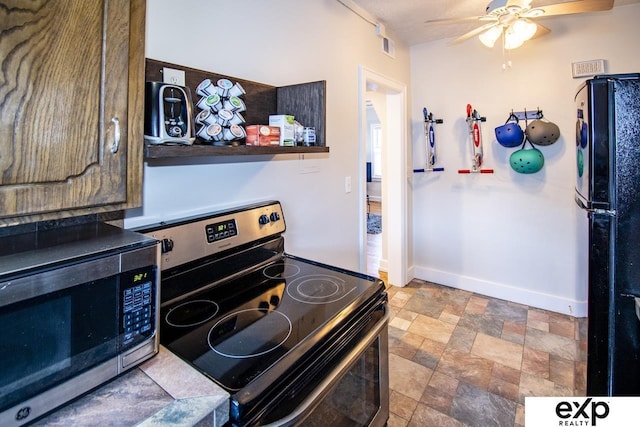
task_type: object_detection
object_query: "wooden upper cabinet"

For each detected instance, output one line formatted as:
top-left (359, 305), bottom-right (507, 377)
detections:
top-left (0, 0), bottom-right (145, 224)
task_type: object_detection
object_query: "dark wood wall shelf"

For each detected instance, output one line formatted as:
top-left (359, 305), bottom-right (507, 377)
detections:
top-left (144, 143), bottom-right (329, 159)
top-left (144, 58), bottom-right (328, 160)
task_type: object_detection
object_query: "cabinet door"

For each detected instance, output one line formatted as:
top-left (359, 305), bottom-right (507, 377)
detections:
top-left (0, 0), bottom-right (133, 219)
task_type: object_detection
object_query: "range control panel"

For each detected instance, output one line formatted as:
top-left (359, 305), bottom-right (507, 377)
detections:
top-left (136, 201), bottom-right (286, 271)
top-left (206, 218), bottom-right (238, 243)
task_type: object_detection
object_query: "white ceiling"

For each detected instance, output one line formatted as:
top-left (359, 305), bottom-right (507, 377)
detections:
top-left (345, 0), bottom-right (640, 46)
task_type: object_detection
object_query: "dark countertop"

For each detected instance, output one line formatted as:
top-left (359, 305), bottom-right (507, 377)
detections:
top-left (33, 347), bottom-right (229, 427)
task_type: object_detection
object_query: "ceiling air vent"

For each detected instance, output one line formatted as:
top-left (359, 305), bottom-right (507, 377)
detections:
top-left (382, 36), bottom-right (395, 58)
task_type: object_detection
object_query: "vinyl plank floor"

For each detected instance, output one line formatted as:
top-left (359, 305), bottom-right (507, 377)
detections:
top-left (386, 280), bottom-right (587, 427)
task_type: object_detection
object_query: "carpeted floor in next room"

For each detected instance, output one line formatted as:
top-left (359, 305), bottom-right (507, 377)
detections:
top-left (367, 213), bottom-right (382, 235)
top-left (385, 279), bottom-right (587, 427)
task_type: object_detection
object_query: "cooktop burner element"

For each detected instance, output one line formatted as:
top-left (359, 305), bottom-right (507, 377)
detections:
top-left (208, 308), bottom-right (292, 359)
top-left (287, 274), bottom-right (355, 304)
top-left (165, 299), bottom-right (219, 328)
top-left (157, 256), bottom-right (377, 391)
top-left (263, 262), bottom-right (300, 279)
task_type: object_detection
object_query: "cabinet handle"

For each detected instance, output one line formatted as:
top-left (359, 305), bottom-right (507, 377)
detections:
top-left (111, 117), bottom-right (121, 153)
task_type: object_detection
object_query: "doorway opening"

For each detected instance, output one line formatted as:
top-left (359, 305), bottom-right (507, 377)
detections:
top-left (358, 67), bottom-right (409, 287)
top-left (365, 100), bottom-right (382, 277)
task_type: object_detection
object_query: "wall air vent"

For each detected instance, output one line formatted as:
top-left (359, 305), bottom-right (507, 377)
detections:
top-left (382, 36), bottom-right (395, 58)
top-left (572, 59), bottom-right (606, 78)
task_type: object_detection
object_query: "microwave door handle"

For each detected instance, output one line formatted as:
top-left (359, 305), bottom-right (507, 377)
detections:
top-left (0, 254), bottom-right (121, 308)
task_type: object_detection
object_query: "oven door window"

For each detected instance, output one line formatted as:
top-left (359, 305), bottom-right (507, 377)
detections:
top-left (259, 321), bottom-right (388, 427)
top-left (0, 276), bottom-right (118, 413)
top-left (300, 340), bottom-right (382, 426)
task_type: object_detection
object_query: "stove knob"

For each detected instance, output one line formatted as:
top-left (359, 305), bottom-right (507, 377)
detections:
top-left (160, 238), bottom-right (174, 253)
top-left (270, 295), bottom-right (280, 306)
top-left (270, 212), bottom-right (280, 222)
top-left (258, 214), bottom-right (270, 225)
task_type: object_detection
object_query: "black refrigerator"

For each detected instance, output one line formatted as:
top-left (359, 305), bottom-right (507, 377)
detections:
top-left (575, 73), bottom-right (640, 396)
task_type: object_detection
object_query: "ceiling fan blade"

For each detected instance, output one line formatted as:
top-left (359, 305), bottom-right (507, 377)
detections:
top-left (534, 0), bottom-right (614, 17)
top-left (450, 22), bottom-right (500, 45)
top-left (425, 15), bottom-right (489, 25)
top-left (531, 22), bottom-right (551, 39)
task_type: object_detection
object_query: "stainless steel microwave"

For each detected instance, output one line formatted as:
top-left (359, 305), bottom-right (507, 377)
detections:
top-left (0, 222), bottom-right (160, 426)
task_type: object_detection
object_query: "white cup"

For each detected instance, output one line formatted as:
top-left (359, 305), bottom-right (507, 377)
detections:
top-left (217, 109), bottom-right (234, 126)
top-left (196, 93), bottom-right (222, 111)
top-left (216, 78), bottom-right (233, 97)
top-left (229, 112), bottom-right (245, 126)
top-left (196, 109), bottom-right (216, 126)
top-left (228, 82), bottom-right (246, 98)
top-left (223, 124), bottom-right (246, 141)
top-left (208, 124), bottom-right (223, 141)
top-left (223, 96), bottom-right (246, 113)
top-left (196, 124), bottom-right (213, 141)
top-left (196, 79), bottom-right (217, 97)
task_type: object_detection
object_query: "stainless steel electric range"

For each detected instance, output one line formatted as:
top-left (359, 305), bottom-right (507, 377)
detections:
top-left (135, 201), bottom-right (389, 427)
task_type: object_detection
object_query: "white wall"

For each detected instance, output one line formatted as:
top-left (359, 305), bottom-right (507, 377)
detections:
top-left (124, 0), bottom-right (411, 273)
top-left (410, 4), bottom-right (640, 316)
top-left (127, 0), bottom-right (640, 316)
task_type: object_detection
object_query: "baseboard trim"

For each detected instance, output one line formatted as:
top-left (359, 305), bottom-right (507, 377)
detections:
top-left (378, 258), bottom-right (388, 273)
top-left (412, 265), bottom-right (586, 317)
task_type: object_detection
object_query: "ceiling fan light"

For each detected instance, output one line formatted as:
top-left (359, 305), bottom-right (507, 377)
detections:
top-left (512, 19), bottom-right (537, 41)
top-left (504, 27), bottom-right (524, 49)
top-left (479, 26), bottom-right (503, 48)
top-left (503, 19), bottom-right (536, 49)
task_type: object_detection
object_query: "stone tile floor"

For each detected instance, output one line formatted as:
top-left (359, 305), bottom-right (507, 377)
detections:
top-left (386, 279), bottom-right (587, 427)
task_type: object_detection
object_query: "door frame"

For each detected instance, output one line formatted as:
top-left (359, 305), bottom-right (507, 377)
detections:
top-left (358, 66), bottom-right (409, 287)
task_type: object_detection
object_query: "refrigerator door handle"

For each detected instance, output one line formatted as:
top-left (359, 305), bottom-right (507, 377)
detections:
top-left (575, 195), bottom-right (616, 216)
top-left (575, 195), bottom-right (590, 211)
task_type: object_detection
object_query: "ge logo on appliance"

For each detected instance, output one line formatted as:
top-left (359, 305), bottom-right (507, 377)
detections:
top-left (15, 406), bottom-right (31, 421)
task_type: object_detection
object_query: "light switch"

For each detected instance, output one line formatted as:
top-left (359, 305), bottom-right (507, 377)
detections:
top-left (345, 176), bottom-right (352, 193)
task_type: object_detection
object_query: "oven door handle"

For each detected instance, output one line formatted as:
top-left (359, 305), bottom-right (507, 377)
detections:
top-left (262, 309), bottom-right (390, 427)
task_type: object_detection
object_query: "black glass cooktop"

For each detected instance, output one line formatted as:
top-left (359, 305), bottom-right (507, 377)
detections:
top-left (160, 254), bottom-right (384, 392)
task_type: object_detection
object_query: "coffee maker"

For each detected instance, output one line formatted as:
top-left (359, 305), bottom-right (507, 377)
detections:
top-left (144, 82), bottom-right (195, 145)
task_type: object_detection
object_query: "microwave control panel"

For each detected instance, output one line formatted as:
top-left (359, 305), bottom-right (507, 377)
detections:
top-left (121, 266), bottom-right (156, 347)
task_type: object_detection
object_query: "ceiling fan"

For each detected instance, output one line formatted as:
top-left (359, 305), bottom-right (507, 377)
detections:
top-left (426, 0), bottom-right (614, 49)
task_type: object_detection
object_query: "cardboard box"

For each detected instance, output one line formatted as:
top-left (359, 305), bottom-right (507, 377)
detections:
top-left (268, 115), bottom-right (295, 146)
top-left (245, 125), bottom-right (280, 146)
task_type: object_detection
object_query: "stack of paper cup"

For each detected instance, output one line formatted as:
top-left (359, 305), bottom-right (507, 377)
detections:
top-left (195, 78), bottom-right (246, 145)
